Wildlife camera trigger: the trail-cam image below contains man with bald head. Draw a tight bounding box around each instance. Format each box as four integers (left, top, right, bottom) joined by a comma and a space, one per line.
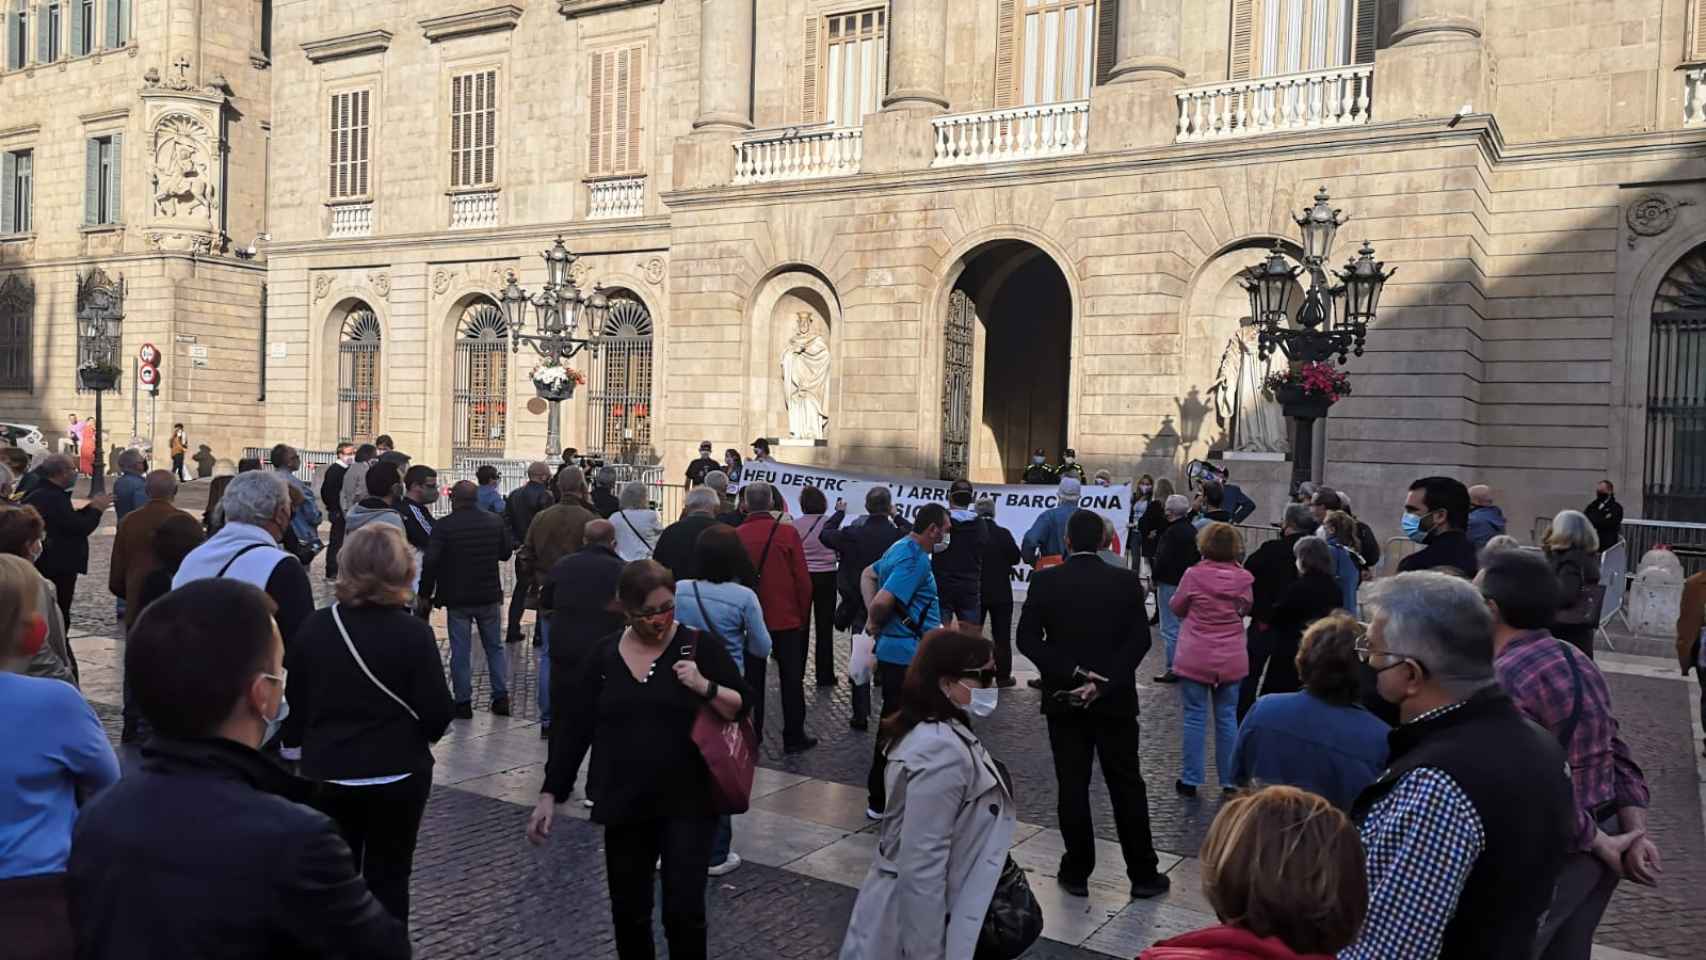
504, 461, 556, 646
110, 470, 193, 629
538, 518, 624, 763
422, 476, 515, 718
1467, 484, 1506, 552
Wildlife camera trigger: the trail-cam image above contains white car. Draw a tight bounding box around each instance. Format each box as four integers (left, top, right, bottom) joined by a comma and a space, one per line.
0, 423, 49, 459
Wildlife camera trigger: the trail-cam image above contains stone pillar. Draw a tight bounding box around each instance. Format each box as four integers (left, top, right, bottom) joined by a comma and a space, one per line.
882, 0, 948, 112
1391, 0, 1484, 45
1088, 0, 1183, 152
1106, 0, 1185, 85
691, 0, 754, 133
1380, 0, 1487, 120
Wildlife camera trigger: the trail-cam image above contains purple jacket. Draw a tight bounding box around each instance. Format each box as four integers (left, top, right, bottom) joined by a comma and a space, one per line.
1170, 560, 1254, 685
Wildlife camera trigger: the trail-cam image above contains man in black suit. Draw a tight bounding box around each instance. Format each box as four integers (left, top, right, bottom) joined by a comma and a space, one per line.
539, 519, 625, 784
503, 461, 556, 646
319, 443, 353, 581
821, 486, 910, 730
24, 454, 111, 629
1398, 476, 1480, 578
1018, 509, 1169, 902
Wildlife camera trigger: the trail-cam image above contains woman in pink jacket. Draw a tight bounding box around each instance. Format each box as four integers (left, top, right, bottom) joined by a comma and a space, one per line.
1169, 522, 1253, 797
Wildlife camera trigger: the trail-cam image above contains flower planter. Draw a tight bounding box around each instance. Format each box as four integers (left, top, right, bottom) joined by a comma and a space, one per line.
79, 368, 120, 391
1273, 384, 1332, 420
534, 381, 576, 402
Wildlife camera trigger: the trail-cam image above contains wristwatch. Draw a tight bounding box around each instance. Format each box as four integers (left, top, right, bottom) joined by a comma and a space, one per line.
703, 680, 719, 701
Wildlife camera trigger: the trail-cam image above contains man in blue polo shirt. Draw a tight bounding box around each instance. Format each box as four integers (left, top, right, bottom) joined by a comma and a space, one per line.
860, 502, 950, 818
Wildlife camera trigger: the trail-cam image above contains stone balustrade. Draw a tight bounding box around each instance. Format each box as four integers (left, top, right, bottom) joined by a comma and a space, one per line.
1176, 64, 1374, 142
1686, 67, 1706, 127
586, 175, 647, 219
327, 202, 373, 238
733, 126, 864, 184
448, 190, 500, 229
931, 100, 1090, 168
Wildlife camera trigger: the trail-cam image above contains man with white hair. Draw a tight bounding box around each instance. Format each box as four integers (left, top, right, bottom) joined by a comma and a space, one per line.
654, 486, 723, 583
1021, 477, 1082, 567
1467, 484, 1506, 552
1341, 571, 1572, 960
1148, 494, 1198, 683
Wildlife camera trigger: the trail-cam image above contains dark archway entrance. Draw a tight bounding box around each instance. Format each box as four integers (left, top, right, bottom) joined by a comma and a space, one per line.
942, 241, 1071, 483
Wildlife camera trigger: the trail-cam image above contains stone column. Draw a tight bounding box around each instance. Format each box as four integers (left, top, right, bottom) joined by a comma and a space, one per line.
1106, 0, 1185, 85
1088, 0, 1183, 151
691, 0, 754, 132
1380, 0, 1487, 120
882, 0, 948, 111
1391, 0, 1484, 45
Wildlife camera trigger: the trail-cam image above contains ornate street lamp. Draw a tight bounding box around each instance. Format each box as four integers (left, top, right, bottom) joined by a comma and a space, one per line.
75, 274, 125, 495
1242, 187, 1394, 492
499, 237, 610, 459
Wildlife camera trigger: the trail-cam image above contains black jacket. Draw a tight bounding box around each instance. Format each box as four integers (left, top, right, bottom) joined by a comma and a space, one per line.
1223, 483, 1257, 524
1352, 687, 1571, 960
1398, 529, 1479, 578
540, 544, 627, 667
979, 519, 1021, 607
505, 480, 554, 544
421, 504, 513, 608
25, 481, 103, 577
1244, 532, 1304, 624
399, 498, 433, 552
1136, 498, 1167, 559
1353, 518, 1381, 570
1584, 495, 1624, 550
67, 736, 409, 960
1017, 555, 1151, 718
1151, 516, 1200, 586
1268, 570, 1344, 649
822, 511, 910, 630
654, 513, 721, 583
290, 604, 454, 781
319, 462, 347, 519
591, 486, 620, 519
931, 511, 987, 601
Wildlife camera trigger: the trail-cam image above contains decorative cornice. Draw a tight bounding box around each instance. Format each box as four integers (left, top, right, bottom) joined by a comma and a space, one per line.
421, 5, 525, 42
301, 30, 395, 64
78, 107, 131, 126
558, 0, 664, 19
0, 123, 41, 141
265, 218, 669, 258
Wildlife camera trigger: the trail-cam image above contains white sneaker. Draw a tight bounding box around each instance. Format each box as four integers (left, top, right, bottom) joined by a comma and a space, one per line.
865, 807, 883, 821
707, 853, 743, 877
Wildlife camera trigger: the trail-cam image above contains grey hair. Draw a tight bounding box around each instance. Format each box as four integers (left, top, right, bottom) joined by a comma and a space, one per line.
684, 487, 720, 515
1293, 535, 1334, 576
143, 469, 178, 500
39, 454, 75, 480
974, 496, 995, 518
1479, 535, 1523, 564
1297, 481, 1319, 500
703, 470, 729, 494
1546, 509, 1599, 554
619, 480, 651, 511
743, 481, 773, 513
1283, 503, 1319, 535
557, 465, 587, 495
117, 447, 147, 473
219, 470, 291, 526
1164, 493, 1190, 518
1362, 571, 1497, 697
1101, 516, 1117, 547
595, 465, 618, 487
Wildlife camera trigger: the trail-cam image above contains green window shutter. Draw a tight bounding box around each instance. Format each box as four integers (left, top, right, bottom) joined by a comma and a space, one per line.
108, 131, 122, 222
114, 0, 125, 43
4, 10, 13, 70
84, 138, 98, 224
102, 0, 115, 47
1352, 0, 1378, 64
2, 152, 16, 235
36, 5, 49, 63
68, 0, 80, 54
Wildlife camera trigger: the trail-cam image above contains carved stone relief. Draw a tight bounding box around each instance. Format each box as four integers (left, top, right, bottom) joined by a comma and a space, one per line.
1627, 193, 1695, 248
639, 256, 666, 286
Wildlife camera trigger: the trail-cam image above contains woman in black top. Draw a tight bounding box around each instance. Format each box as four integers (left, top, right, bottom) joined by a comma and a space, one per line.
1258, 536, 1346, 700
528, 559, 750, 960
291, 524, 453, 932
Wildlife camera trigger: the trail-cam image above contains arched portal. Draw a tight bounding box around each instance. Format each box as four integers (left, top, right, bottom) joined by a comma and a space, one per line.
336, 304, 382, 444
585, 290, 655, 464
1642, 244, 1706, 519
452, 297, 510, 460
942, 240, 1072, 482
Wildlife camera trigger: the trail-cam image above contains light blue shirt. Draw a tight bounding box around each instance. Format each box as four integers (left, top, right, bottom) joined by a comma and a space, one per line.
873, 536, 942, 666
675, 579, 772, 668
112, 472, 146, 522
275, 467, 323, 547
0, 672, 119, 878
477, 484, 505, 515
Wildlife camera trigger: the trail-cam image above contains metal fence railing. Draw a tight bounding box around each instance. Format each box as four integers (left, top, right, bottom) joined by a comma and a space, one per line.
1618, 518, 1706, 578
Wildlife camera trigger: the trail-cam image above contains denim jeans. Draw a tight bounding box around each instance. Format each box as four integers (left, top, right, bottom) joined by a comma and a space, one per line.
536, 619, 553, 725
1178, 678, 1239, 788
447, 603, 509, 704
709, 815, 733, 866
1156, 583, 1180, 671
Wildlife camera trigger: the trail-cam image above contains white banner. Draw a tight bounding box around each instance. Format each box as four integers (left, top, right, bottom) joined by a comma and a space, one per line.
734, 460, 1133, 598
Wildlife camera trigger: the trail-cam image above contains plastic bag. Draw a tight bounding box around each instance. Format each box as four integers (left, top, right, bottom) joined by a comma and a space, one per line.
849, 630, 876, 685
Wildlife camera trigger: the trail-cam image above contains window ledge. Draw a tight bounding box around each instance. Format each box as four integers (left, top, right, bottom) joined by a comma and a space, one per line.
420, 5, 523, 43
0, 43, 137, 78
301, 30, 393, 64
0, 233, 36, 242
558, 0, 663, 19
80, 223, 125, 235
325, 197, 374, 207
446, 185, 501, 196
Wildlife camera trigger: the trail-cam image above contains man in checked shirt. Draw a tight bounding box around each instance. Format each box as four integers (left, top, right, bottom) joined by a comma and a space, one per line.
1482, 550, 1661, 959
1341, 572, 1572, 960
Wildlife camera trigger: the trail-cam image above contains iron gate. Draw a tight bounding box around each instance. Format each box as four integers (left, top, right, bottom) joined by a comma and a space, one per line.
1644, 246, 1706, 520
337, 307, 381, 444
941, 288, 976, 480
453, 300, 509, 460
585, 294, 654, 464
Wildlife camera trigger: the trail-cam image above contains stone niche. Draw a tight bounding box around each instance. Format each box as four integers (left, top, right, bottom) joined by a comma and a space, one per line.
749, 267, 841, 463
139, 64, 227, 254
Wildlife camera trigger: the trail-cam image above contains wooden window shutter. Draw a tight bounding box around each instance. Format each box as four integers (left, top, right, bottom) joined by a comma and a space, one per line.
2, 152, 16, 235
101, 0, 115, 47
328, 93, 340, 197
620, 46, 642, 174
35, 4, 48, 63
588, 50, 607, 175
68, 0, 79, 54
84, 138, 98, 224
1095, 0, 1119, 85
108, 132, 121, 221
1229, 0, 1256, 80
355, 89, 369, 196
1693, 0, 1706, 61
613, 50, 630, 175
483, 71, 496, 186
994, 0, 1019, 107
802, 16, 820, 122
1351, 0, 1377, 64
475, 72, 489, 186
451, 74, 466, 187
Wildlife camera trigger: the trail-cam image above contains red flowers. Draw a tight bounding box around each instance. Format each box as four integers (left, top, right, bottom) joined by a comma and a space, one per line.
1264, 362, 1352, 403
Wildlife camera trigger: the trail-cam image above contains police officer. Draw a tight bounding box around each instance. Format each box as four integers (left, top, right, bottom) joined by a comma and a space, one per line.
1023, 448, 1057, 485
1054, 448, 1087, 483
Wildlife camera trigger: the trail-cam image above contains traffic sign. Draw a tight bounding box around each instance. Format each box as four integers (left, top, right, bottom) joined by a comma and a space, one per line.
138, 343, 160, 365
138, 364, 159, 387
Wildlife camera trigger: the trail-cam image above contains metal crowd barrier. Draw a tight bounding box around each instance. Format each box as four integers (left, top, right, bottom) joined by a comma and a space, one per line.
1618, 518, 1706, 578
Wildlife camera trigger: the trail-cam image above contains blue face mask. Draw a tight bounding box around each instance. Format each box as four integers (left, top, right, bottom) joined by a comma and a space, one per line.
1400, 512, 1427, 544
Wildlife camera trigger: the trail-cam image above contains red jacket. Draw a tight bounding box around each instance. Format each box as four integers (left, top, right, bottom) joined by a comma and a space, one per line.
737, 513, 814, 631
1138, 925, 1336, 960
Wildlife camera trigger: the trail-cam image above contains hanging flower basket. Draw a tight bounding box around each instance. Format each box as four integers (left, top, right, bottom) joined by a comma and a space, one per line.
1264, 362, 1350, 419
78, 361, 122, 391
531, 364, 586, 402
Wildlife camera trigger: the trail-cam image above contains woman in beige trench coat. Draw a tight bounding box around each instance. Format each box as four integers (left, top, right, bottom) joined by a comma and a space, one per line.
839, 628, 1017, 960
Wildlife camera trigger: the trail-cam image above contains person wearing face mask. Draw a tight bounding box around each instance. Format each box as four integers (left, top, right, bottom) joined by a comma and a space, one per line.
684, 440, 720, 490
68, 579, 411, 960
320, 443, 355, 582
931, 479, 987, 630
1583, 479, 1624, 553
1053, 447, 1087, 483
1018, 509, 1170, 901
400, 464, 440, 601
1022, 447, 1056, 485
0, 552, 118, 959
838, 628, 1018, 960
1396, 476, 1479, 578
22, 454, 110, 630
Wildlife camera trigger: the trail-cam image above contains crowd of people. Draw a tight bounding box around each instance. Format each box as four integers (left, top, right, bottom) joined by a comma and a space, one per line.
0, 427, 1689, 960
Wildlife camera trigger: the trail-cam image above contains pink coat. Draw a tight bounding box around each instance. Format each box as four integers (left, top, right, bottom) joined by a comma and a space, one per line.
1169, 560, 1254, 685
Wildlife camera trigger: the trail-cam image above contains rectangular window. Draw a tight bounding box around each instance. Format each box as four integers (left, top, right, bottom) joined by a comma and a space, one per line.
102, 0, 127, 48
85, 134, 121, 225
810, 8, 885, 128
1016, 0, 1098, 105
588, 48, 642, 176
1230, 0, 1374, 80
7, 2, 27, 70
327, 89, 371, 199
44, 3, 61, 63
74, 0, 89, 55
450, 69, 498, 189
2, 149, 32, 234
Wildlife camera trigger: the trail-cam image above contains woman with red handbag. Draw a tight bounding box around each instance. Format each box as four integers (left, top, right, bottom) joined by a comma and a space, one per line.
527, 559, 751, 960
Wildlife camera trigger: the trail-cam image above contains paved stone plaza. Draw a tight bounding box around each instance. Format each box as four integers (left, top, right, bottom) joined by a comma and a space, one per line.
65, 481, 1706, 959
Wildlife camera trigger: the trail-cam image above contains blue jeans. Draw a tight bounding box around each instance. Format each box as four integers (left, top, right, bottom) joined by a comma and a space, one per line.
447, 603, 509, 704
1179, 678, 1239, 788
1157, 583, 1180, 671
710, 815, 733, 865
536, 619, 553, 725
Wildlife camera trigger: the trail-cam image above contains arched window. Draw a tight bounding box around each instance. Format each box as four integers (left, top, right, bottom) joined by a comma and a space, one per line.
0, 273, 31, 390
1644, 247, 1706, 520
452, 299, 509, 461
586, 293, 654, 463
337, 307, 381, 444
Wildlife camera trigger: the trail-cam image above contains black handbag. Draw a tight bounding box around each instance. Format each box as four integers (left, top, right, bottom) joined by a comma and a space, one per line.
975, 855, 1043, 959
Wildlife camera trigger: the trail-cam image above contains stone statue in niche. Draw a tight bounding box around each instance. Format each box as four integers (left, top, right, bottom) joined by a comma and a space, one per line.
1210, 321, 1287, 454
781, 311, 830, 441
151, 115, 216, 219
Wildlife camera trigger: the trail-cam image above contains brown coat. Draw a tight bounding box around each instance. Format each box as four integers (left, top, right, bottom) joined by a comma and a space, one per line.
518, 494, 598, 581
110, 498, 196, 629
1678, 571, 1706, 673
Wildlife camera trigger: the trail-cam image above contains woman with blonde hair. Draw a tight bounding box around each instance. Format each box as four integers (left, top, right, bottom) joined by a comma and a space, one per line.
1545, 508, 1602, 658
1170, 522, 1254, 797
0, 552, 119, 958
288, 524, 453, 931
1138, 785, 1368, 959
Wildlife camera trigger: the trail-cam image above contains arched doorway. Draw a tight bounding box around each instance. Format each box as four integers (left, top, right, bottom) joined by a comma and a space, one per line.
1642, 245, 1706, 519
337, 305, 382, 444
585, 291, 655, 463
942, 241, 1072, 482
452, 298, 509, 460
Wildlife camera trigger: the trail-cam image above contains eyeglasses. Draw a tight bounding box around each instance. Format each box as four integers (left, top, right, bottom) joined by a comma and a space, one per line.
260, 670, 286, 686
632, 602, 675, 621
1352, 638, 1425, 673
957, 668, 997, 686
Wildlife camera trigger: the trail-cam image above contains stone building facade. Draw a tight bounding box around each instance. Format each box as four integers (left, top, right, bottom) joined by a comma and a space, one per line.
260, 0, 1706, 537
0, 0, 273, 467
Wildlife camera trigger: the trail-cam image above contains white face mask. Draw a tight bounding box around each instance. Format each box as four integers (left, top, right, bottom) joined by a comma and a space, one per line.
259, 672, 288, 745
961, 682, 998, 718
933, 533, 951, 554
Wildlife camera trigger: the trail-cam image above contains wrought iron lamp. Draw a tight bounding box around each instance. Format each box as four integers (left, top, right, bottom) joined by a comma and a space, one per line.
76, 276, 125, 495
498, 237, 609, 459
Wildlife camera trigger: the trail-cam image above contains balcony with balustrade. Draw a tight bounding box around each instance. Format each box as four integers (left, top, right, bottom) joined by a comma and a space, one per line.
1175, 64, 1374, 142
1685, 65, 1706, 127
448, 190, 500, 230
327, 202, 373, 238
732, 125, 864, 184
586, 175, 647, 219
932, 100, 1091, 168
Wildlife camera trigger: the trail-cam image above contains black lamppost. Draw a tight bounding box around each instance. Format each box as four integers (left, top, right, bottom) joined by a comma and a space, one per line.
1243, 187, 1393, 492
499, 237, 609, 459
75, 276, 125, 496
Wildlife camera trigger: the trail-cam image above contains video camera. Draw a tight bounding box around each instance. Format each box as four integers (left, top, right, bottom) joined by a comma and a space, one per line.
1184, 458, 1225, 490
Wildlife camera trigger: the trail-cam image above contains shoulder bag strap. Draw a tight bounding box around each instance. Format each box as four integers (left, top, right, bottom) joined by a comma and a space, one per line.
692, 584, 728, 648
216, 542, 269, 578
754, 522, 781, 588
331, 604, 421, 721
620, 511, 655, 553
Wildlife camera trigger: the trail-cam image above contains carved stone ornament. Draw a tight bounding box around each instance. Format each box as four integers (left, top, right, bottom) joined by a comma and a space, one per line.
640, 256, 666, 286
150, 114, 218, 222
313, 275, 334, 302
1627, 193, 1694, 248
432, 269, 452, 296
368, 272, 392, 299
568, 257, 594, 291
430, 262, 510, 300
